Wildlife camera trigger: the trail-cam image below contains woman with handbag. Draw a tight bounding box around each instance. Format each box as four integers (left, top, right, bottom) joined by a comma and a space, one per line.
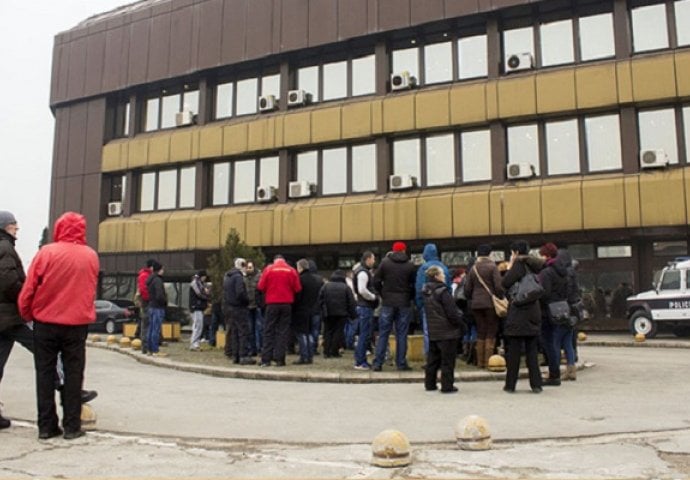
463, 244, 505, 369
501, 240, 545, 393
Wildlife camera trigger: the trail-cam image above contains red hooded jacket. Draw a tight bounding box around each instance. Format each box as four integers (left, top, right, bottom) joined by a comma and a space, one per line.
18, 212, 99, 326
257, 258, 301, 305
138, 267, 152, 301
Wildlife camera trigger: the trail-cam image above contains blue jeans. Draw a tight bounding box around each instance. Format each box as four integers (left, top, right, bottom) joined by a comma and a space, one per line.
147, 307, 165, 353
297, 333, 313, 362
309, 314, 321, 357
420, 308, 429, 355
553, 324, 575, 365
373, 306, 412, 369
344, 318, 357, 349
354, 306, 374, 366
248, 308, 264, 355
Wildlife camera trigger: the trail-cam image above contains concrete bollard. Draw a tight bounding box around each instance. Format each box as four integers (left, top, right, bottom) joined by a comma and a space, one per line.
487, 354, 506, 372
577, 332, 587, 342
455, 415, 492, 451
634, 333, 646, 342
119, 337, 131, 348
81, 404, 97, 431
371, 429, 411, 467
106, 335, 117, 345
90, 334, 101, 343
131, 338, 142, 350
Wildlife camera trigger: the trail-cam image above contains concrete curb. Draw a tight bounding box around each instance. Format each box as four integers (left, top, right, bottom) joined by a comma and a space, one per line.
580, 340, 690, 349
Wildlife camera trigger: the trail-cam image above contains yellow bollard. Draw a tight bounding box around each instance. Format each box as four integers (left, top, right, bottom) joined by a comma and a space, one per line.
371, 429, 411, 467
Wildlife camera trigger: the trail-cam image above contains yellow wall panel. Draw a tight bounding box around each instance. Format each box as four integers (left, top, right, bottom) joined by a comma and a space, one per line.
310, 205, 342, 244
143, 214, 168, 251
311, 107, 342, 144
372, 201, 384, 241
676, 51, 690, 96
417, 195, 452, 239
639, 169, 686, 226
616, 61, 633, 104
122, 218, 144, 252
195, 209, 222, 249
283, 111, 311, 147
342, 102, 372, 139
190, 128, 200, 159
536, 69, 576, 114
199, 126, 223, 159
282, 205, 311, 245
452, 190, 490, 237
632, 54, 676, 102
383, 94, 415, 133
219, 209, 246, 243
415, 89, 450, 130
485, 81, 499, 120
274, 115, 285, 148
499, 187, 542, 234
383, 197, 417, 240
371, 99, 384, 135
497, 76, 536, 119
582, 178, 626, 230
166, 212, 193, 250
222, 124, 248, 155
245, 210, 274, 246
102, 143, 120, 172
127, 137, 149, 169
98, 221, 122, 253
342, 202, 373, 243
575, 64, 618, 110
169, 130, 193, 163
624, 177, 641, 228
450, 83, 487, 126
248, 117, 276, 152
541, 181, 582, 232
488, 189, 503, 235
148, 134, 170, 166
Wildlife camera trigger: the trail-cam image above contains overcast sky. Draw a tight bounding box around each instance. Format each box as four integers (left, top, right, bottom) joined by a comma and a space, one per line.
0, 1, 130, 265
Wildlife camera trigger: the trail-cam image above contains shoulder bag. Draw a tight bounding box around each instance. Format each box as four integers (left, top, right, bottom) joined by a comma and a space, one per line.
547, 300, 571, 325
509, 270, 544, 307
473, 266, 508, 318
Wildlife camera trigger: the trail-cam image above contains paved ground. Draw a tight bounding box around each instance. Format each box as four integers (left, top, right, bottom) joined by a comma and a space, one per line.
2, 336, 690, 478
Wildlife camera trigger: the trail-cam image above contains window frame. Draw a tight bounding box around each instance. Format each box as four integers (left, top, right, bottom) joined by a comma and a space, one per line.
212, 68, 282, 121
142, 84, 199, 133
138, 166, 196, 212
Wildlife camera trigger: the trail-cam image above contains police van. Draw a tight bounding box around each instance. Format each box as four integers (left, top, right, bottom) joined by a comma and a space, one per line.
626, 257, 690, 338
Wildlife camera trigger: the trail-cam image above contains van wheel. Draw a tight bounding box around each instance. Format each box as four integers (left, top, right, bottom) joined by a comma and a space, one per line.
629, 311, 657, 338
105, 319, 117, 334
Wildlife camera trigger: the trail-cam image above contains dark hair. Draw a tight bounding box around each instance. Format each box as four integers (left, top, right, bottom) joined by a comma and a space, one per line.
273, 254, 284, 262
477, 244, 492, 257
509, 240, 530, 255
146, 259, 156, 268
151, 261, 163, 272
361, 251, 375, 263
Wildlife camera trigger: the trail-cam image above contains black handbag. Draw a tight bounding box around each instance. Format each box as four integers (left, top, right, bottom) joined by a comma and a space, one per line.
547, 300, 571, 325
509, 272, 544, 306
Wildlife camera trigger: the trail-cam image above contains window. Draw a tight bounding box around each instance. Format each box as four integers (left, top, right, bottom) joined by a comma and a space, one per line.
660, 269, 681, 290
352, 144, 377, 192
653, 240, 688, 256
261, 74, 281, 100
212, 163, 230, 206
677, 0, 690, 46
298, 52, 375, 103
503, 27, 534, 65
179, 167, 196, 208
293, 144, 377, 195
144, 87, 199, 131
322, 147, 348, 194
540, 19, 574, 67
107, 98, 130, 139
425, 133, 455, 186
296, 151, 318, 184
233, 160, 256, 203
461, 129, 492, 182
585, 114, 622, 172
579, 13, 615, 61
546, 119, 580, 175
597, 245, 632, 258
298, 66, 319, 102
424, 41, 453, 84
393, 138, 421, 181
145, 98, 159, 132
458, 34, 488, 79
631, 3, 669, 52
507, 124, 540, 175
236, 78, 258, 116
140, 172, 155, 211
259, 156, 280, 188
161, 94, 180, 129
392, 46, 419, 80
216, 82, 234, 119
352, 54, 376, 96
568, 244, 595, 260
157, 169, 178, 210
638, 108, 679, 165
323, 61, 348, 101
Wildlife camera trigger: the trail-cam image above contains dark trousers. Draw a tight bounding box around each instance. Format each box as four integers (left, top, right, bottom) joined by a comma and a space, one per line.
504, 335, 542, 391
0, 324, 34, 387
425, 338, 458, 392
261, 304, 292, 364
33, 321, 88, 435
138, 300, 149, 353
229, 306, 251, 361
541, 321, 560, 378
323, 316, 346, 357
473, 308, 499, 341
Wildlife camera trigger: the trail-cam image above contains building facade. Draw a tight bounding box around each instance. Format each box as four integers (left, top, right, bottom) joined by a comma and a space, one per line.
50, 0, 690, 319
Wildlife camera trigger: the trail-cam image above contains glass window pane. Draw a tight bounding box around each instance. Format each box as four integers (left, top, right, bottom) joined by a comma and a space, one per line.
212, 163, 230, 206
392, 47, 419, 79
216, 82, 233, 119
296, 151, 318, 184
632, 4, 669, 52
182, 90, 199, 114
683, 106, 690, 163
569, 244, 595, 260
145, 98, 159, 132
261, 73, 281, 99
424, 41, 453, 84
352, 54, 375, 96
540, 19, 574, 67
157, 169, 178, 209
236, 78, 258, 115
585, 114, 622, 172
426, 133, 455, 186
579, 13, 615, 61
546, 119, 580, 175
597, 245, 632, 258
639, 109, 678, 164
461, 129, 492, 182
352, 144, 377, 192
179, 167, 196, 208
393, 138, 421, 181
140, 172, 156, 211
233, 160, 256, 203
503, 27, 534, 62
653, 240, 688, 256
161, 93, 180, 129
507, 124, 540, 175
259, 156, 279, 188
661, 270, 681, 290
677, 0, 690, 46
322, 147, 347, 194
298, 66, 320, 102
458, 34, 487, 79
323, 61, 347, 101
123, 102, 130, 136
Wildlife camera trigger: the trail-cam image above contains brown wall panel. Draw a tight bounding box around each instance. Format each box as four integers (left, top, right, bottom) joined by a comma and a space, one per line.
444, 0, 480, 17
245, 0, 274, 58
82, 174, 102, 248
50, 43, 62, 104
377, 0, 410, 31
54, 108, 70, 179
220, 0, 247, 66
272, 0, 283, 54
84, 100, 107, 175
198, 0, 223, 69
337, 0, 368, 40
411, 0, 444, 25
102, 26, 128, 92
169, 6, 194, 74
281, 0, 310, 51
84, 32, 106, 97
309, 0, 338, 46
63, 176, 84, 214
127, 19, 150, 85
51, 178, 67, 224
66, 37, 87, 100
147, 12, 172, 82
56, 41, 70, 102
189, 2, 202, 69
66, 104, 89, 177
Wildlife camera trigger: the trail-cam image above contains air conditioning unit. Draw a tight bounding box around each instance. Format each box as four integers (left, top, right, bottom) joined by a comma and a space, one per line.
258, 95, 278, 112
390, 71, 417, 91
389, 174, 417, 191
107, 201, 122, 217
256, 185, 277, 203
507, 163, 535, 180
175, 110, 194, 126
505, 52, 534, 73
288, 180, 316, 198
640, 149, 668, 169
287, 89, 311, 108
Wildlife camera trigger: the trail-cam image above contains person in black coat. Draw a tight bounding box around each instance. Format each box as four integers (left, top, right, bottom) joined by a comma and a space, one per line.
422, 266, 466, 393
318, 270, 357, 358
223, 258, 255, 365
501, 240, 545, 394
292, 259, 323, 364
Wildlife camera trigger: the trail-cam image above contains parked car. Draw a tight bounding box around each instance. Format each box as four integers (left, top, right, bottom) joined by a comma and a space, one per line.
91, 300, 135, 334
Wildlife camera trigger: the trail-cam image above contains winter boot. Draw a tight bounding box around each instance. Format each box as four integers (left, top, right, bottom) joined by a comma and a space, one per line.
484, 339, 496, 368
566, 365, 577, 381
476, 340, 486, 368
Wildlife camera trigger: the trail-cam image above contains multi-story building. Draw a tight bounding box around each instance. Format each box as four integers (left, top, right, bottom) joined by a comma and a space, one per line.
50, 0, 690, 319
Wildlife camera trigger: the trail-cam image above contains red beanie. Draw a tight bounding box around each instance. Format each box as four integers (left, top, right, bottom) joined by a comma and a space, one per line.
392, 241, 407, 252
539, 242, 558, 259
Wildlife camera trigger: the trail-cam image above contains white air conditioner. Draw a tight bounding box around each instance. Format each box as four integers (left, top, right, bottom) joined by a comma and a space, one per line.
389, 174, 417, 191
175, 110, 194, 126
288, 180, 316, 198
287, 89, 311, 108
507, 163, 535, 180
258, 95, 278, 112
640, 149, 669, 169
505, 52, 534, 73
107, 201, 122, 217
390, 71, 417, 91
256, 185, 277, 203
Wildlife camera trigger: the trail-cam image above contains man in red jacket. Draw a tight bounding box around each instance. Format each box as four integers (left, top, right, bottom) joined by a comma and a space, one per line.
19, 212, 99, 440
257, 255, 301, 367
136, 259, 155, 354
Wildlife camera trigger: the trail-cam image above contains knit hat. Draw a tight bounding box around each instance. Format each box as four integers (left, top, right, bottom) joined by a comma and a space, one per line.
150, 261, 163, 272
392, 241, 407, 252
539, 242, 558, 259
0, 211, 17, 229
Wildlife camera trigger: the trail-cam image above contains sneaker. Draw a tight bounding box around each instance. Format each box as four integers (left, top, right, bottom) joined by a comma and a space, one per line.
259, 362, 271, 368
532, 386, 543, 394
425, 386, 438, 392
354, 362, 371, 370
440, 386, 459, 394
189, 346, 200, 352
0, 413, 10, 430
240, 357, 257, 365
38, 427, 63, 439
542, 377, 561, 387
503, 386, 516, 393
